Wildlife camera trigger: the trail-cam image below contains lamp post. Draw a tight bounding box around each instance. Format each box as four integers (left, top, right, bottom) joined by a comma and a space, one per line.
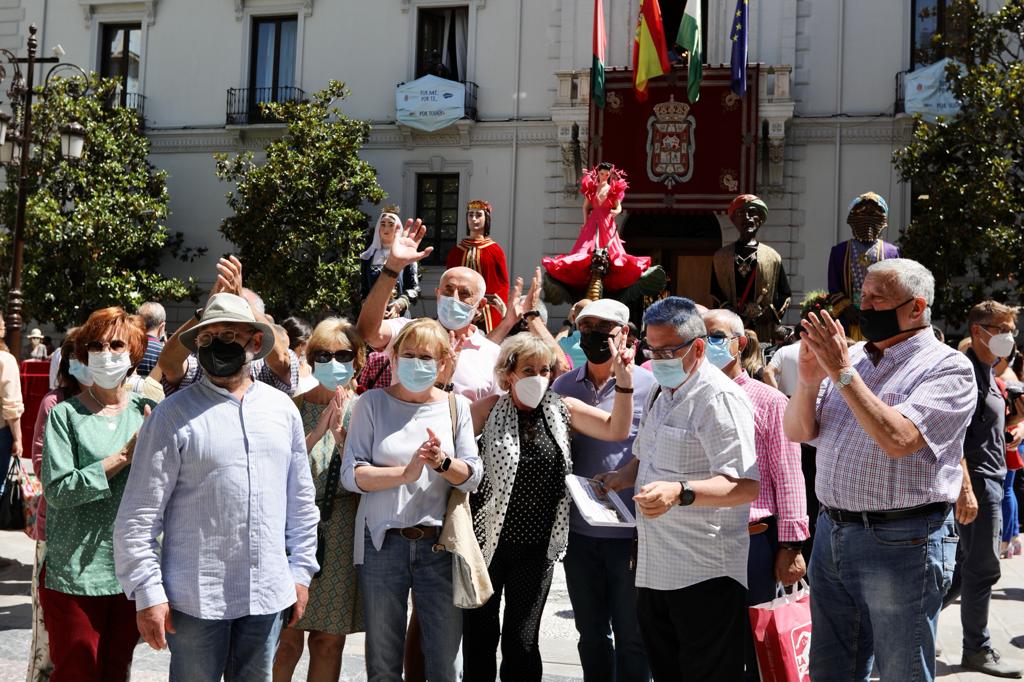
0, 23, 87, 356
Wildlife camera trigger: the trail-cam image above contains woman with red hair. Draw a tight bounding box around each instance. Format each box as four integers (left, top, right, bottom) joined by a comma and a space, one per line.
40, 307, 156, 682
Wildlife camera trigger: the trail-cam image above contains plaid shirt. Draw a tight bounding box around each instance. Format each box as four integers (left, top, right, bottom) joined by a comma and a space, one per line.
161, 350, 299, 397
814, 331, 976, 511
358, 351, 392, 391
735, 371, 809, 542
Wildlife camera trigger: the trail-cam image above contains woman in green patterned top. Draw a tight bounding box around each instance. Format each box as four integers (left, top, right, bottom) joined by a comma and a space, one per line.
40, 307, 156, 682
273, 317, 365, 682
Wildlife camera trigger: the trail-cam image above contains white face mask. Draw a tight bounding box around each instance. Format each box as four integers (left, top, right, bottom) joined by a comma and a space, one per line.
513, 375, 549, 410
87, 351, 132, 389
984, 328, 1016, 359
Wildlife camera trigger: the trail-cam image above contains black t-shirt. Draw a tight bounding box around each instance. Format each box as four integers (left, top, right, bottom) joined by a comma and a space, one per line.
963, 348, 1008, 480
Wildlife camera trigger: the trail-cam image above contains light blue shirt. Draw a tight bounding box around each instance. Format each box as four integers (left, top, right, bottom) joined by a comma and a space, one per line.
341, 389, 482, 564
114, 377, 320, 620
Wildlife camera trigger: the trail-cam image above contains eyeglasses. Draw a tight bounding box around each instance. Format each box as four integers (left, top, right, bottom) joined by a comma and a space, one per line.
313, 349, 356, 364
981, 324, 1019, 338
86, 339, 127, 353
641, 337, 700, 361
195, 329, 255, 348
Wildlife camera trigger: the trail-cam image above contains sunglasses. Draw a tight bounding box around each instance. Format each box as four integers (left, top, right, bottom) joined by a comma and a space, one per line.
313, 349, 356, 364
86, 340, 128, 353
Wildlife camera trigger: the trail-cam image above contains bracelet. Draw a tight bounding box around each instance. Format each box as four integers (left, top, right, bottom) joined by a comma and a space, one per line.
614, 385, 634, 394
434, 382, 454, 392
381, 265, 401, 279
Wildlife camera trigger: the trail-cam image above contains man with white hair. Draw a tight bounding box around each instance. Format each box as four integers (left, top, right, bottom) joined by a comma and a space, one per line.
784, 258, 976, 680
703, 307, 808, 681
356, 219, 500, 402
136, 302, 166, 377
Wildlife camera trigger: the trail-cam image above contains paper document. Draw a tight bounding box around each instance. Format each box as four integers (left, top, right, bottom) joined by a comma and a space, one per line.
565, 474, 636, 528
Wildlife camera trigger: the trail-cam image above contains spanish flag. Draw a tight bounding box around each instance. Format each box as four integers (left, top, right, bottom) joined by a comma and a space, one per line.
632, 0, 670, 101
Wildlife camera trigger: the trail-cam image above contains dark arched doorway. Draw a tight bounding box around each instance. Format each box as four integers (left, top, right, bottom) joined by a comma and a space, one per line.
621, 212, 722, 307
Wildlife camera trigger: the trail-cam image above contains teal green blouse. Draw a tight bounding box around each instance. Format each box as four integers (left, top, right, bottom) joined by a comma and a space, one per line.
42, 393, 155, 596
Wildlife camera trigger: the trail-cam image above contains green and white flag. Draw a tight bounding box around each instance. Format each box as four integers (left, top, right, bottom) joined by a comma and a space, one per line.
677, 0, 703, 102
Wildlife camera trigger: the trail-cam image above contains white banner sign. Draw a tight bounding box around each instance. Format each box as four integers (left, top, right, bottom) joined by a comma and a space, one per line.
904, 58, 962, 123
396, 75, 466, 132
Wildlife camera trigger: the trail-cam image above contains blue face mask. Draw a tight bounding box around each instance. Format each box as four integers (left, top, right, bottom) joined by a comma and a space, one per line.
68, 358, 93, 386
705, 337, 736, 370
436, 295, 477, 331
313, 360, 354, 391
650, 345, 696, 389
396, 357, 439, 393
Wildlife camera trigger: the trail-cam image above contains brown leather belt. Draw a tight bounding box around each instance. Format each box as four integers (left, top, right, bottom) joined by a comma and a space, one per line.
748, 522, 770, 536
386, 525, 440, 541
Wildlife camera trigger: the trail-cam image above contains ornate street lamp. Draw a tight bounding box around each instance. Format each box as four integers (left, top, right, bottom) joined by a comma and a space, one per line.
0, 23, 89, 356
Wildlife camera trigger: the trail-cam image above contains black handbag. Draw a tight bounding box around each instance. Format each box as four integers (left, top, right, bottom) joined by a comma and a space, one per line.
0, 457, 26, 531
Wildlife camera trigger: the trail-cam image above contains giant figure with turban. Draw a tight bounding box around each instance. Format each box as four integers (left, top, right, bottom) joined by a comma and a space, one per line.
445, 199, 510, 333
827, 192, 901, 340
710, 194, 792, 339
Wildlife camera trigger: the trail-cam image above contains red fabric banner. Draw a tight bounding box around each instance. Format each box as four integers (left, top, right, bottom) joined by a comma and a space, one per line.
589, 66, 760, 213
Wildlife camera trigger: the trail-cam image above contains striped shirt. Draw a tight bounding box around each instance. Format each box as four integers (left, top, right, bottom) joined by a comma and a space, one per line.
814, 331, 976, 511
114, 378, 319, 619
136, 335, 164, 377
735, 371, 809, 542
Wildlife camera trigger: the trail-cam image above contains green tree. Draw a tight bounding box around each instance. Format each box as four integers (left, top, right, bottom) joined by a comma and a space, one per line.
216, 81, 386, 319
893, 0, 1024, 326
0, 74, 203, 329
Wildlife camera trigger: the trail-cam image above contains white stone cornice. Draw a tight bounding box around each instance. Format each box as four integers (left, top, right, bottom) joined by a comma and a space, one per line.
789, 116, 914, 145
234, 0, 313, 21
80, 0, 159, 27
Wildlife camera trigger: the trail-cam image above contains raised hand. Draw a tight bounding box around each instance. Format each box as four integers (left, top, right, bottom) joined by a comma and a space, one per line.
795, 324, 829, 389
385, 219, 434, 270
608, 329, 635, 387
524, 267, 543, 313
209, 256, 243, 300
800, 311, 851, 381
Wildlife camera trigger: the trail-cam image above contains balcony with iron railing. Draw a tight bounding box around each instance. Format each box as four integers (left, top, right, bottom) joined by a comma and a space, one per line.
105, 91, 147, 127
226, 86, 306, 125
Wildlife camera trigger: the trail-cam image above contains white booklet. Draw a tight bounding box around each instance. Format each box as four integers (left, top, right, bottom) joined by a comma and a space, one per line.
565, 474, 637, 528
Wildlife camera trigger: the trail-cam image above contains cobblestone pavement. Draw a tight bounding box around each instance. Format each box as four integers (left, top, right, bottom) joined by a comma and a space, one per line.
5, 524, 1024, 681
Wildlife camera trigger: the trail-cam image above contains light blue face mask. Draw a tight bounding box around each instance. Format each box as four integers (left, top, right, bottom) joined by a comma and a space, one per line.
313, 360, 354, 391
68, 358, 93, 386
396, 357, 439, 393
436, 295, 477, 331
705, 336, 737, 370
650, 344, 696, 389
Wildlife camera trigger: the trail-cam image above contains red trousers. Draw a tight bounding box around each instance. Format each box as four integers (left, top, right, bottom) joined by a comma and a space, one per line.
38, 566, 139, 682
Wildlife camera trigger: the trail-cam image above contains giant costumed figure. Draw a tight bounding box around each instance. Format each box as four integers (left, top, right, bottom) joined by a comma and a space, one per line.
445, 199, 510, 333
710, 194, 792, 340
827, 192, 900, 340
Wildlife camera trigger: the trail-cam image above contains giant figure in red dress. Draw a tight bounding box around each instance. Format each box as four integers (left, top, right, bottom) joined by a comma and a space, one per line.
445, 199, 510, 333
542, 163, 651, 295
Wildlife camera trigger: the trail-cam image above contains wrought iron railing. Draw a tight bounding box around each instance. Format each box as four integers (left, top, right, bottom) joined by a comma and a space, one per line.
104, 91, 146, 127
226, 86, 306, 125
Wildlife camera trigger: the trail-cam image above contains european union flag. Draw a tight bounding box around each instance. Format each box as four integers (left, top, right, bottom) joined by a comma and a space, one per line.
730, 0, 748, 97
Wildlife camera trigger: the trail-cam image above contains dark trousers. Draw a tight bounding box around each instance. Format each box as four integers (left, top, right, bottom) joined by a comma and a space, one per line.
39, 566, 139, 682
800, 443, 818, 567
942, 475, 1002, 653
636, 576, 747, 681
563, 532, 650, 682
463, 541, 555, 681
744, 518, 780, 681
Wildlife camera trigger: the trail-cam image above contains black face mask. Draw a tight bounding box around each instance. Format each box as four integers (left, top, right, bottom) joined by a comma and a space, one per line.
579, 331, 613, 364
858, 298, 915, 343
197, 338, 249, 377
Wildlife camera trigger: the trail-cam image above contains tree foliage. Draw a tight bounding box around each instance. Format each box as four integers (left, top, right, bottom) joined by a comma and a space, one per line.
216, 81, 386, 320
0, 74, 203, 329
893, 0, 1024, 326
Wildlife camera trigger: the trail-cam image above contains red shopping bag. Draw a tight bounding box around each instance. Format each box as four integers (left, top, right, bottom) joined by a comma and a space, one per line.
749, 580, 812, 682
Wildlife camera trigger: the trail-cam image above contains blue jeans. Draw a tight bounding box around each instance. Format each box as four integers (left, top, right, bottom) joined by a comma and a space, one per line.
1003, 470, 1019, 542
0, 425, 13, 498
809, 508, 956, 682
563, 532, 650, 682
166, 608, 286, 682
358, 530, 462, 682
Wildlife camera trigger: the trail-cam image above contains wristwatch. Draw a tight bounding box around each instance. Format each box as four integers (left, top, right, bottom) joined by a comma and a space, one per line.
677, 481, 696, 506
836, 367, 857, 390
433, 456, 452, 473
522, 310, 542, 321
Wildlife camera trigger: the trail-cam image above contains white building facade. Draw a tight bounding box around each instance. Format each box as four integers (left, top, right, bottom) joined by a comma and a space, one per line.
1, 0, 986, 323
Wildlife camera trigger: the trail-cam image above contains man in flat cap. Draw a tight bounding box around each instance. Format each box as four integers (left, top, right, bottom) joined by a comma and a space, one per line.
711, 194, 792, 340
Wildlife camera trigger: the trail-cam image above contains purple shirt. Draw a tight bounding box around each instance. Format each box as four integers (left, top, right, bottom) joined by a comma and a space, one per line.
814, 330, 976, 511
551, 364, 656, 540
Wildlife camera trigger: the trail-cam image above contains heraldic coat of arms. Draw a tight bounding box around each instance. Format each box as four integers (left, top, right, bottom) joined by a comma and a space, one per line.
645, 95, 696, 189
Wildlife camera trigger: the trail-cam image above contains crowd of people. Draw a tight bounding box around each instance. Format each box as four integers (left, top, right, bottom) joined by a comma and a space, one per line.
8, 194, 1024, 682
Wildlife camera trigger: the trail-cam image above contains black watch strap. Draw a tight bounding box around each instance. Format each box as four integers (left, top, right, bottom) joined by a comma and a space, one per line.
678, 481, 696, 506
433, 456, 452, 473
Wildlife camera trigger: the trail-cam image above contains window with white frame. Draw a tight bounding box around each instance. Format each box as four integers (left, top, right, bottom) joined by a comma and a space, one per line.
99, 23, 142, 106
415, 6, 468, 82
